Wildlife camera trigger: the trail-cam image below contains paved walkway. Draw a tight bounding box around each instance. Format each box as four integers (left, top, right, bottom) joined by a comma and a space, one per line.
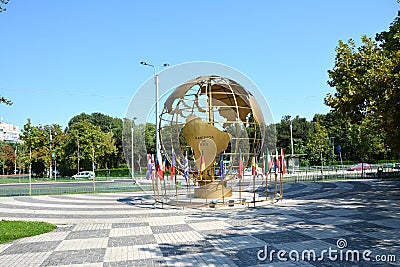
0, 179, 398, 266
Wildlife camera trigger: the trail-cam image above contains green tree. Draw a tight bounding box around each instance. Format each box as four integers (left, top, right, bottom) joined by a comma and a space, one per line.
0, 0, 9, 13
14, 142, 28, 174
36, 124, 64, 177
122, 119, 148, 173
306, 122, 330, 167
0, 142, 15, 174
68, 112, 124, 167
276, 115, 312, 156
145, 123, 156, 155
326, 16, 400, 156
63, 121, 116, 172
20, 119, 41, 177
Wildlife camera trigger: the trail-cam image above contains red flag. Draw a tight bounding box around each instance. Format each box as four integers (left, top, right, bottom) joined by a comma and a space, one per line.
156, 158, 164, 180
170, 151, 175, 180
238, 149, 243, 179
280, 149, 286, 174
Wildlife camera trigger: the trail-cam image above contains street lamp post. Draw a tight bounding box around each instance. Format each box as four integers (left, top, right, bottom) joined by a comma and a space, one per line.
290, 119, 294, 174
290, 120, 294, 156
131, 117, 137, 180
14, 145, 17, 175
49, 128, 52, 180
140, 61, 169, 167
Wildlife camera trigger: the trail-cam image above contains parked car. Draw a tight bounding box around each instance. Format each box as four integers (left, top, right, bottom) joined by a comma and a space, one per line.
394, 163, 400, 170
244, 167, 264, 178
72, 171, 95, 179
347, 163, 371, 171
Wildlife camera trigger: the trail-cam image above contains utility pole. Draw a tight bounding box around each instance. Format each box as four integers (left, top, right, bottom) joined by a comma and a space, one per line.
290, 120, 294, 156
49, 128, 52, 179
14, 145, 17, 175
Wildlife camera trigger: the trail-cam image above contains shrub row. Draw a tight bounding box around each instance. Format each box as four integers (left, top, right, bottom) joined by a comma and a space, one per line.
95, 168, 131, 177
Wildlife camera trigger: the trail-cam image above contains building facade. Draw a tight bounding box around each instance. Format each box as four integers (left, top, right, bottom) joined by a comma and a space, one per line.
0, 122, 20, 143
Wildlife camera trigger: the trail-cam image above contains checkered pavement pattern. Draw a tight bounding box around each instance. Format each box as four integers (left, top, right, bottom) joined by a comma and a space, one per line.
0, 180, 399, 266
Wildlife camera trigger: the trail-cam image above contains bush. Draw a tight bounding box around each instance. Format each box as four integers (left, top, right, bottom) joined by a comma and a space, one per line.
377, 159, 399, 164
95, 168, 131, 177
332, 160, 356, 166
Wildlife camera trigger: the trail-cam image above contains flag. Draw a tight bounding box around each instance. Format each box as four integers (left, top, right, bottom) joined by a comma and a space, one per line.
280, 148, 286, 174
156, 158, 164, 180
183, 151, 189, 184
267, 149, 273, 170
238, 149, 243, 179
273, 149, 279, 174
146, 154, 152, 180
219, 152, 225, 180
170, 150, 175, 180
252, 150, 257, 176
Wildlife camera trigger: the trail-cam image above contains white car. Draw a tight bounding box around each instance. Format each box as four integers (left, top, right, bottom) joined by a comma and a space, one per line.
244, 168, 264, 178
72, 171, 95, 180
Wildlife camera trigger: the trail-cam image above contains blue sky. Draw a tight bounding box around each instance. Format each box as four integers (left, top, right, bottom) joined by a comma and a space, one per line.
0, 1, 398, 129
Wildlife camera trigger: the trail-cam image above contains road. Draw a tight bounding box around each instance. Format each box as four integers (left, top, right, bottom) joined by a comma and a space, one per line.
0, 179, 142, 197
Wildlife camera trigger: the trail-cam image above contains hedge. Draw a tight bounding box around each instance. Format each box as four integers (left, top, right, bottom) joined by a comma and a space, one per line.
95, 168, 131, 177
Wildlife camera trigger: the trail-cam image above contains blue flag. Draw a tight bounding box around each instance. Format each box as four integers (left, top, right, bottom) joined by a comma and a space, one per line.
219, 152, 225, 180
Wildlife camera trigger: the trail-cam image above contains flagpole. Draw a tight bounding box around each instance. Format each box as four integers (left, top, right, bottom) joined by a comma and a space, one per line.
156, 168, 160, 205
280, 149, 285, 200
174, 170, 178, 204
241, 168, 244, 204
163, 177, 167, 198
239, 176, 242, 204
262, 152, 267, 202
267, 171, 271, 201
220, 152, 225, 205
238, 149, 242, 204
151, 155, 156, 205
280, 172, 283, 200
205, 175, 208, 206
252, 150, 256, 208
265, 171, 268, 202
167, 176, 171, 203
189, 177, 192, 207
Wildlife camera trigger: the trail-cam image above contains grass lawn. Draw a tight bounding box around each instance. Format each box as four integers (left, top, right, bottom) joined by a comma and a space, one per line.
0, 220, 57, 244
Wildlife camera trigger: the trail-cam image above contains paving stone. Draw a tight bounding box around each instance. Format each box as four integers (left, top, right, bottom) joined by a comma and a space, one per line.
0, 180, 398, 266
150, 223, 194, 234
40, 248, 106, 266
111, 222, 149, 228
255, 230, 315, 244
1, 241, 61, 255
65, 229, 111, 240
108, 235, 157, 247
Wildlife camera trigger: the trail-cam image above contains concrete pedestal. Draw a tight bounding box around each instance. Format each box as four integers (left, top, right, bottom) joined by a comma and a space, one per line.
194, 181, 232, 199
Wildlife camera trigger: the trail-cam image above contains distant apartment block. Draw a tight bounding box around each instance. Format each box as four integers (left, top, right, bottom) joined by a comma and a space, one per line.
0, 122, 20, 143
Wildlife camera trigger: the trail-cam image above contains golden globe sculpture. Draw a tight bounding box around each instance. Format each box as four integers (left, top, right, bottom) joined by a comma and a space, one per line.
159, 75, 270, 199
